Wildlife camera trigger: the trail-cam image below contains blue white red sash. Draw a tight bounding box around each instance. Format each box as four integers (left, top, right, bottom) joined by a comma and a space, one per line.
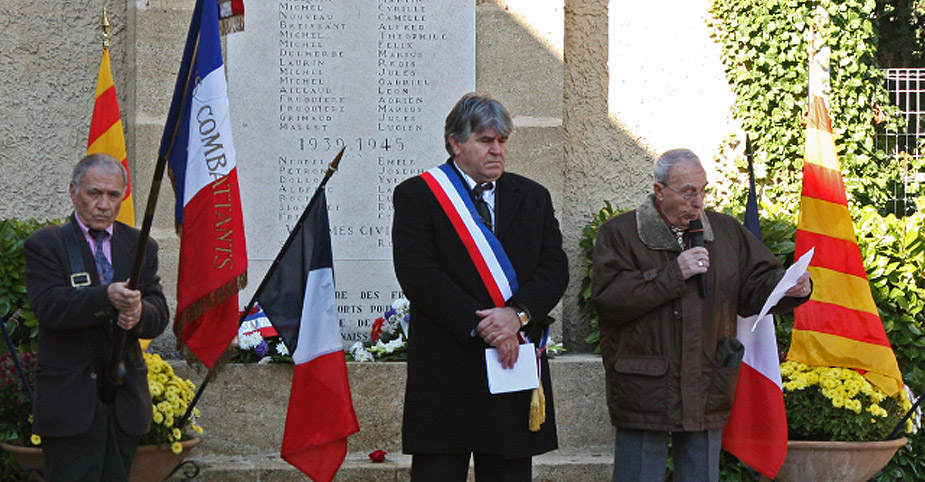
421, 164, 550, 365
420, 163, 518, 308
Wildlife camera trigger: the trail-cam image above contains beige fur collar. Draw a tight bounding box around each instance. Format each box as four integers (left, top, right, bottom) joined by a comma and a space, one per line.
635, 194, 714, 251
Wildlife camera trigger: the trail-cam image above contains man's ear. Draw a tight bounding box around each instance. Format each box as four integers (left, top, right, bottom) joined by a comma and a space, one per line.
653, 182, 664, 201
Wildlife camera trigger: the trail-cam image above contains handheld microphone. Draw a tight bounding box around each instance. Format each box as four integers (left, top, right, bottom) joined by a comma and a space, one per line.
688, 219, 707, 298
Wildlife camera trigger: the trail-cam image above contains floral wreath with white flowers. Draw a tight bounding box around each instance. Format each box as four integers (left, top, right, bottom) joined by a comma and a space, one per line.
346, 297, 565, 362
231, 306, 292, 364
347, 297, 410, 362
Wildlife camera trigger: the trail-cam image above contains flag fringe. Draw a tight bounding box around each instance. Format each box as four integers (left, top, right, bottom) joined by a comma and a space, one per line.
173, 271, 247, 367
175, 272, 248, 329
179, 344, 235, 374
219, 16, 244, 35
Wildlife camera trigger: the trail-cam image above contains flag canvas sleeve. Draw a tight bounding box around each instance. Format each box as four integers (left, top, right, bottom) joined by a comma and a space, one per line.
258, 191, 359, 482
161, 0, 247, 368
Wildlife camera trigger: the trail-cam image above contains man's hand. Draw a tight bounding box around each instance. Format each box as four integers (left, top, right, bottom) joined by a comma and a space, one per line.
785, 272, 812, 299
475, 307, 521, 368
108, 281, 142, 331
678, 247, 709, 280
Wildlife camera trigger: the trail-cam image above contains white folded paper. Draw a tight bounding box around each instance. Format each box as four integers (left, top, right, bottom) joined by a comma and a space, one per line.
485, 343, 540, 394
751, 246, 815, 331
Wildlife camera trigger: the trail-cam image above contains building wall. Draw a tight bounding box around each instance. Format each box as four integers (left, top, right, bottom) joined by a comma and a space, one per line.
0, 0, 738, 353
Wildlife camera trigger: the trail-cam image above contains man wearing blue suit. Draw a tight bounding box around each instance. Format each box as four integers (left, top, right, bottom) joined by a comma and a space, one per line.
24, 153, 169, 481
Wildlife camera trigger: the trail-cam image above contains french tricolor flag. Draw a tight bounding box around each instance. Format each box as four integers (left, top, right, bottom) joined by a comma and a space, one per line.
721, 141, 787, 479
257, 189, 359, 482
161, 0, 247, 368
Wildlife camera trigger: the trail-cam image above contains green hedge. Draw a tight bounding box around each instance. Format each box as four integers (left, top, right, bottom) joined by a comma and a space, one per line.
0, 218, 59, 481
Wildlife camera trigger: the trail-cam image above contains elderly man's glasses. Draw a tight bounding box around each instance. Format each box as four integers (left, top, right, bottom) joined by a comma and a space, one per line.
660, 183, 710, 201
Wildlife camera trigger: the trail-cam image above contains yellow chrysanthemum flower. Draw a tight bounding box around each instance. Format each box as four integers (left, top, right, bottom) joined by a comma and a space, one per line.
846, 399, 862, 414
30, 434, 41, 446
171, 442, 183, 454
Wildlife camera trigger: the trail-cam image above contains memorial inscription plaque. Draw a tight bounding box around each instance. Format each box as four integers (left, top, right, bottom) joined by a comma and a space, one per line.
228, 0, 475, 344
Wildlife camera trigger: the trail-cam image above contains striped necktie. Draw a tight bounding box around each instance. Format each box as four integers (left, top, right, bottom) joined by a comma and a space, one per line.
89, 230, 114, 285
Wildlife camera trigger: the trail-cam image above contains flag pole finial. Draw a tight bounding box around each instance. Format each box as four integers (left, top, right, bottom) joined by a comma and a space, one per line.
326, 146, 346, 178
99, 8, 112, 49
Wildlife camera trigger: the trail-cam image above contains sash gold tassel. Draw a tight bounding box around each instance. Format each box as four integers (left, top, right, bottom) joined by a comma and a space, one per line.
529, 384, 546, 432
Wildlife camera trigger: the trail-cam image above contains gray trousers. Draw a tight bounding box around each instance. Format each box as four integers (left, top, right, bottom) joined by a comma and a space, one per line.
612, 428, 721, 482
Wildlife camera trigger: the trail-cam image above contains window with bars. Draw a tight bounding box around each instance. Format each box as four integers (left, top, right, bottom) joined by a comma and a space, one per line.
877, 68, 925, 214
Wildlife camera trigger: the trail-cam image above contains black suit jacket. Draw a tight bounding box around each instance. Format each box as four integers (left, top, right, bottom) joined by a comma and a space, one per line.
24, 215, 169, 437
392, 162, 568, 457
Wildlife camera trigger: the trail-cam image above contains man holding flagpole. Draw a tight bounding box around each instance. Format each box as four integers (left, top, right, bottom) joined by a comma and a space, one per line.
24, 154, 169, 481
591, 148, 812, 482
392, 93, 568, 481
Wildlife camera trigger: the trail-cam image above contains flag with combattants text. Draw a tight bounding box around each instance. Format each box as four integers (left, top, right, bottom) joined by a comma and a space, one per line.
160, 0, 247, 368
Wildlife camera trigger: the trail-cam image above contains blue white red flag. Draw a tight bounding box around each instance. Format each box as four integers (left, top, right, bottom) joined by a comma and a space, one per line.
161, 0, 247, 368
217, 0, 244, 34
239, 309, 278, 338
721, 144, 788, 479
256, 190, 359, 482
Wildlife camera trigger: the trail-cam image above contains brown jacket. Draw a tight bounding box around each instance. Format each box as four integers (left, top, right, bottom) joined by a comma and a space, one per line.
591, 195, 806, 432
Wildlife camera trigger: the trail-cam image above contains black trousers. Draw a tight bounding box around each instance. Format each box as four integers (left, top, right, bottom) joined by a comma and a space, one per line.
41, 402, 140, 482
411, 452, 532, 482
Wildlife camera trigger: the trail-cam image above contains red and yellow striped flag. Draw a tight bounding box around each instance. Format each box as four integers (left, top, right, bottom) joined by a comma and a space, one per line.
789, 42, 903, 396
88, 47, 134, 226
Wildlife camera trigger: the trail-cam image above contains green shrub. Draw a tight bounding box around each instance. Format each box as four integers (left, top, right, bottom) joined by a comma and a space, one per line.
0, 218, 59, 481
577, 201, 624, 354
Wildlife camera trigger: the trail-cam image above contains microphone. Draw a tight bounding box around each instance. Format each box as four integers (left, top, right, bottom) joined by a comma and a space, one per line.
688, 219, 707, 298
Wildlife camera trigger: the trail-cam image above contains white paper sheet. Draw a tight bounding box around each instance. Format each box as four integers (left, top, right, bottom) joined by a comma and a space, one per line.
485, 343, 540, 394
751, 246, 815, 331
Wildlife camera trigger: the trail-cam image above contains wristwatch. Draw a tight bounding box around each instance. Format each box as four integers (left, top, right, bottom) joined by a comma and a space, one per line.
515, 308, 530, 327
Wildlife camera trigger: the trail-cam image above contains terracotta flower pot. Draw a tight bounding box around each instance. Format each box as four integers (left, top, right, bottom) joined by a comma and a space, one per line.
773, 437, 907, 482
129, 436, 201, 482
1, 436, 201, 482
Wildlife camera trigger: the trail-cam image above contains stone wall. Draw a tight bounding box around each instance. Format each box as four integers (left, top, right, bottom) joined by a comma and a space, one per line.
0, 0, 738, 353
173, 356, 612, 459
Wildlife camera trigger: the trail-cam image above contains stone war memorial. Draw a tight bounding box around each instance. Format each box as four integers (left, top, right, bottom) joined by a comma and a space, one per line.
0, 0, 740, 479
229, 0, 475, 346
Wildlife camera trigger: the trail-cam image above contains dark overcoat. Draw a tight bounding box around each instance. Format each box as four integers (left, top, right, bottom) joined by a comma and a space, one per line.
24, 215, 169, 437
392, 162, 568, 458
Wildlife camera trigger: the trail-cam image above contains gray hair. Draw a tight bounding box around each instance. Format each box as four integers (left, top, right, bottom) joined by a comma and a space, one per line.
444, 93, 513, 156
653, 148, 701, 185
71, 153, 127, 188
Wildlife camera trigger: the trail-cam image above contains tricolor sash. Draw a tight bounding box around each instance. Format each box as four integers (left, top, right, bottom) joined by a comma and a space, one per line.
421, 163, 519, 307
